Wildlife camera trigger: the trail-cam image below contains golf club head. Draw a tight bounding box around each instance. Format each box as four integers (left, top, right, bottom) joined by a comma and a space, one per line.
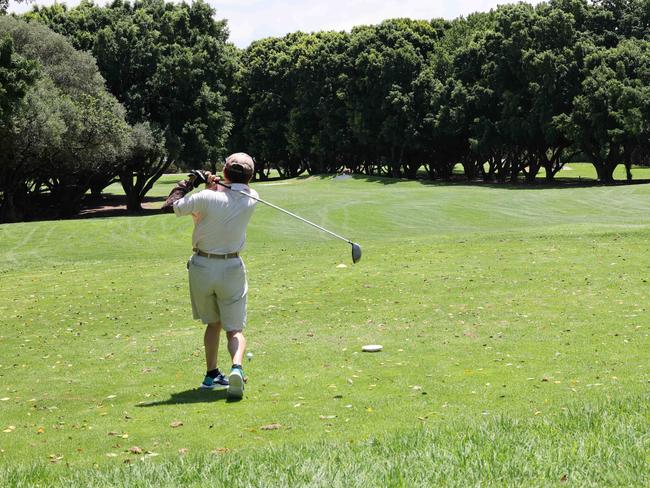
351, 242, 362, 264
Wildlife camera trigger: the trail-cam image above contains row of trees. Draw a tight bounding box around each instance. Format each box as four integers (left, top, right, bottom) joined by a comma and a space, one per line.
1, 0, 650, 222
230, 0, 650, 182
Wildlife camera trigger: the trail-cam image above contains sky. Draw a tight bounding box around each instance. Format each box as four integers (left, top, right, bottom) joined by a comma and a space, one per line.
8, 0, 545, 48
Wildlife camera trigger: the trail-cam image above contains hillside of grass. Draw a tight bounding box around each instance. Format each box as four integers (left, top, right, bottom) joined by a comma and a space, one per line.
1, 172, 649, 485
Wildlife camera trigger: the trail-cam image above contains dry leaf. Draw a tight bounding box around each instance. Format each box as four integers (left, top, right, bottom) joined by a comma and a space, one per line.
211, 447, 230, 455
36, 427, 45, 434
260, 423, 282, 430
48, 454, 64, 463
319, 415, 337, 420
178, 448, 189, 455
106, 453, 118, 458
170, 420, 183, 428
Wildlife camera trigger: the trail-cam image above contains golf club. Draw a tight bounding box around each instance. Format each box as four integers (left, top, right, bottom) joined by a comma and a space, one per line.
215, 179, 362, 264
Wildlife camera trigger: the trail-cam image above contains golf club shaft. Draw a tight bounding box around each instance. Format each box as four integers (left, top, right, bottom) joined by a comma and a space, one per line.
216, 181, 354, 245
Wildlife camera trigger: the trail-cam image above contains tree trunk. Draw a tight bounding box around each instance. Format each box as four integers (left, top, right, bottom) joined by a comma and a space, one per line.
594, 162, 615, 183
126, 192, 143, 212
462, 158, 477, 181
0, 191, 20, 223
624, 153, 633, 182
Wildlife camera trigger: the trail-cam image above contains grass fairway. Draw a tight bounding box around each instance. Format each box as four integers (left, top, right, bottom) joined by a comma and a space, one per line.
1, 171, 649, 486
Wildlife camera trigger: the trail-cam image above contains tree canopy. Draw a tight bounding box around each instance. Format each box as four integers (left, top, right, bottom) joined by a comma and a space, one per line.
0, 16, 129, 221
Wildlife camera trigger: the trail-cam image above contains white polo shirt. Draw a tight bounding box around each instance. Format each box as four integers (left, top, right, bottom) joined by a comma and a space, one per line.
173, 184, 258, 254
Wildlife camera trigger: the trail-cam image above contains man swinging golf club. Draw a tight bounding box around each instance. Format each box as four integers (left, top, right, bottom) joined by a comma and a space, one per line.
162, 153, 257, 399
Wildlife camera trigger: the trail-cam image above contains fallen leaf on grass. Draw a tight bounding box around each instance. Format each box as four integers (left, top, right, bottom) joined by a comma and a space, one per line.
170, 420, 183, 428
319, 415, 337, 420
211, 448, 230, 455
260, 423, 282, 430
49, 454, 64, 463
178, 448, 189, 455
106, 453, 118, 458
128, 446, 142, 454
0, 398, 9, 401
3, 426, 16, 433
36, 427, 45, 434
106, 395, 117, 399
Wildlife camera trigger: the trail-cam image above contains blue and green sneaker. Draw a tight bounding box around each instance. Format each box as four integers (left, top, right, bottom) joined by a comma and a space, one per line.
200, 369, 228, 389
227, 365, 245, 399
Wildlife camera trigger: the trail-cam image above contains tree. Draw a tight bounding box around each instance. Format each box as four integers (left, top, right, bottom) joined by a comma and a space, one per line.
0, 16, 130, 220
285, 31, 353, 175
118, 122, 166, 211
28, 0, 236, 209
0, 34, 38, 221
346, 19, 447, 177
556, 39, 650, 182
231, 34, 302, 177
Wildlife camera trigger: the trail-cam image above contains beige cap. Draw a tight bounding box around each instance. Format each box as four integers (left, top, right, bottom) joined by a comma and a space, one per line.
225, 152, 254, 178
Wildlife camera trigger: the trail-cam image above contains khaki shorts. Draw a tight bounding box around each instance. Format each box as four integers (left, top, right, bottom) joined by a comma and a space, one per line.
187, 254, 248, 331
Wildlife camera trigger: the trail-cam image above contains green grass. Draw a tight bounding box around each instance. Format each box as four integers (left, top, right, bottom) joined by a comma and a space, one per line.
1, 172, 649, 485
450, 161, 650, 181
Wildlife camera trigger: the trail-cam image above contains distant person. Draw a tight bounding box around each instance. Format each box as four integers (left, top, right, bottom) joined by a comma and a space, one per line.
161, 153, 258, 399
334, 167, 353, 180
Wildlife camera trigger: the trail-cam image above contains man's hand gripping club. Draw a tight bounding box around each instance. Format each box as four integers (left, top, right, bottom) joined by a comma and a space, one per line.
161, 169, 214, 212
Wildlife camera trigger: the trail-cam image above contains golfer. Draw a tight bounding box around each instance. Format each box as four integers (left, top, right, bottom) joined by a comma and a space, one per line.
166, 153, 257, 399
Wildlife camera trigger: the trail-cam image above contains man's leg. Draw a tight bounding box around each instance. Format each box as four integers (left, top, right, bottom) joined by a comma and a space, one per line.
226, 330, 246, 399
199, 321, 228, 389
226, 330, 246, 366
204, 321, 222, 371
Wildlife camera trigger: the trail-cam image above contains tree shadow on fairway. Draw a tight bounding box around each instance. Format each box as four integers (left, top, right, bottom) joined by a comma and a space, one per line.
136, 388, 241, 407
301, 173, 650, 189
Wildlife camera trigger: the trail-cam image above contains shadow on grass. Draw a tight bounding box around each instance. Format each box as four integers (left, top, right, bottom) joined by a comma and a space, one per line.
299, 173, 650, 190
136, 387, 241, 407
76, 194, 167, 219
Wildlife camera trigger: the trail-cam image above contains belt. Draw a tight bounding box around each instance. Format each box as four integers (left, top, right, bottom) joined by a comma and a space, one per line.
193, 248, 239, 259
